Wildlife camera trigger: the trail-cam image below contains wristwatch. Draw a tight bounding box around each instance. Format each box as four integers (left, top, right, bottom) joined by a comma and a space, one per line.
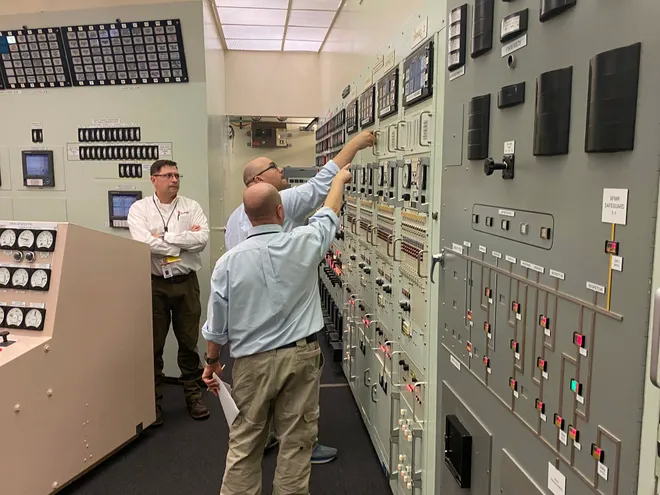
204, 353, 220, 366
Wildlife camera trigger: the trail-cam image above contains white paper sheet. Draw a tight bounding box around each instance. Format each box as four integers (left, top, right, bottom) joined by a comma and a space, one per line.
213, 372, 239, 426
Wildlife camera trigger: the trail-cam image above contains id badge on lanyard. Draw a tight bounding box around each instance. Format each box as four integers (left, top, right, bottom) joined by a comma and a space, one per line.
161, 256, 182, 278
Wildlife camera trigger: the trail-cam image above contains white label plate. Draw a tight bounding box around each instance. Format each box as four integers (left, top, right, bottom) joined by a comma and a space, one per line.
559, 430, 567, 445
501, 34, 528, 57
602, 188, 629, 225
479, 245, 487, 254
611, 256, 623, 272
598, 462, 608, 480
449, 66, 466, 81
450, 354, 461, 371
506, 255, 517, 263
548, 463, 566, 495
503, 141, 515, 155
586, 281, 606, 294
549, 269, 565, 280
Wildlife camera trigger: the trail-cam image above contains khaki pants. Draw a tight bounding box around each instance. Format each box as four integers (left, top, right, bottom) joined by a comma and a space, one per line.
220, 338, 323, 495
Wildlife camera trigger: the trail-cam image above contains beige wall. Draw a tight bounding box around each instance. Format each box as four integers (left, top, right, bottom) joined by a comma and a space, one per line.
225, 51, 321, 117
222, 122, 315, 232
319, 0, 444, 113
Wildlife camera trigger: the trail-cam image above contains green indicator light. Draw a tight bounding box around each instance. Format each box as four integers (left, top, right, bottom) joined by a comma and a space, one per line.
570, 379, 579, 393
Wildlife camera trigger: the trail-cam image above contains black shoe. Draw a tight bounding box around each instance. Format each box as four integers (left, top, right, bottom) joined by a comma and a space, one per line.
187, 398, 210, 420
152, 405, 164, 427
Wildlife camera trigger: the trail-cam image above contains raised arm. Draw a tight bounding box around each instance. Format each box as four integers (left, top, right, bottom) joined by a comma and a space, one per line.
332, 130, 376, 168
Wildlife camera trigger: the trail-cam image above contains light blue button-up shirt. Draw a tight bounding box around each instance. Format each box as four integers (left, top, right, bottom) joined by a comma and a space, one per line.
224, 161, 340, 250
203, 207, 339, 358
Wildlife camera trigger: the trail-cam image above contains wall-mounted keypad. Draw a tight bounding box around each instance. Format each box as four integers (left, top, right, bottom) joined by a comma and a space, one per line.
79, 145, 158, 160
118, 163, 143, 178
78, 127, 141, 142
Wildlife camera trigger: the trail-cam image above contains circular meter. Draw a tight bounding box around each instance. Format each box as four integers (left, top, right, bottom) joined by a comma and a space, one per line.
17, 230, 35, 249
402, 162, 412, 188
6, 308, 23, 327
0, 267, 10, 286
30, 269, 49, 289
0, 229, 16, 248
36, 231, 54, 250
25, 309, 43, 329
0, 307, 4, 326
11, 268, 29, 288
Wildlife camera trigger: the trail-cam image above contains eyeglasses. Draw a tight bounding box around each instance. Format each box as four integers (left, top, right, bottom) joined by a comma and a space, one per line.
249, 162, 278, 183
152, 173, 182, 180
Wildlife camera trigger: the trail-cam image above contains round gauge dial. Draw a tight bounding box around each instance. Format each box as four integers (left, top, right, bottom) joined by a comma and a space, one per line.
0, 229, 16, 248
30, 269, 49, 289
6, 307, 23, 327
17, 230, 35, 249
0, 306, 4, 326
402, 163, 412, 188
0, 267, 10, 286
25, 309, 43, 329
11, 268, 29, 288
36, 231, 54, 250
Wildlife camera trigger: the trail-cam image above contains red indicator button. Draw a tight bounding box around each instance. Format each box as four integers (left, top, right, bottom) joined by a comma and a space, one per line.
591, 444, 604, 462
554, 414, 564, 430
512, 301, 520, 313
539, 315, 550, 329
509, 377, 517, 391
537, 357, 547, 372
535, 399, 545, 413
573, 332, 586, 348
568, 426, 579, 442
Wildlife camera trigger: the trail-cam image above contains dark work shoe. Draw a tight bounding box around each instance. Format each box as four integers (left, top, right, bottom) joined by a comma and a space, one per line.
311, 443, 338, 464
152, 404, 163, 427
187, 398, 210, 420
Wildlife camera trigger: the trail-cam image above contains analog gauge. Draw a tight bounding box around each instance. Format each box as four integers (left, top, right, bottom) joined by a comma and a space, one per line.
11, 268, 29, 288
0, 229, 16, 248
36, 231, 54, 250
25, 308, 43, 329
30, 269, 49, 289
0, 267, 10, 286
17, 230, 35, 249
6, 307, 23, 327
402, 163, 412, 188
0, 307, 4, 326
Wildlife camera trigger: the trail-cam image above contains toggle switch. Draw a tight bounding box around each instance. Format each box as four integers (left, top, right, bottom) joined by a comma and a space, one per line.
484, 155, 515, 179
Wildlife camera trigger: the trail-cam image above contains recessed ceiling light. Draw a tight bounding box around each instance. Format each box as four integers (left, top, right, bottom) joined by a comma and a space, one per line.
288, 9, 336, 27
284, 39, 323, 51
218, 7, 288, 26
226, 39, 283, 51
223, 25, 285, 39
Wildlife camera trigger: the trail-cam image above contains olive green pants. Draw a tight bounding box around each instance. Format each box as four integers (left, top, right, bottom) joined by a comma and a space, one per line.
220, 338, 322, 495
151, 272, 203, 404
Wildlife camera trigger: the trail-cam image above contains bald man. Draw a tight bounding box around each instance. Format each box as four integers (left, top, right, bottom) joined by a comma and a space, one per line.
224, 130, 375, 251
223, 129, 374, 463
202, 170, 352, 495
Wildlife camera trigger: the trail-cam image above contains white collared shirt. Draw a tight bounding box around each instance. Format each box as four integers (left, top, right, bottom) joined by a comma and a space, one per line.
127, 194, 209, 276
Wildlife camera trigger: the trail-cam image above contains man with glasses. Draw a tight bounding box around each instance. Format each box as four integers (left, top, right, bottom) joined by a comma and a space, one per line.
128, 159, 210, 425
223, 130, 375, 464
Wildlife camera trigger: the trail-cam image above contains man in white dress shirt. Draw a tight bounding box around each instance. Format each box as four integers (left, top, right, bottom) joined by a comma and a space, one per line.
128, 159, 210, 425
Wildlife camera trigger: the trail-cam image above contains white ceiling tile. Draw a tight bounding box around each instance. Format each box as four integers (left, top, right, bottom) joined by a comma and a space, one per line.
288, 9, 336, 27
284, 39, 323, 51
218, 7, 287, 26
291, 0, 341, 10
226, 39, 283, 51
217, 0, 288, 7
285, 26, 328, 41
223, 25, 285, 39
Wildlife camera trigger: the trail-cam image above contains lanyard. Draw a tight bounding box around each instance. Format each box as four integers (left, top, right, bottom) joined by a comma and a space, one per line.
153, 196, 179, 233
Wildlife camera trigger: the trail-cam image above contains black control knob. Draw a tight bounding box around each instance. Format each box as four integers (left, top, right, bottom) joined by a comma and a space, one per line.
399, 359, 406, 366
402, 193, 411, 201
0, 330, 9, 343
358, 262, 366, 269
359, 304, 365, 311
399, 300, 411, 311
13, 251, 23, 262
363, 266, 371, 274
403, 365, 410, 371
484, 155, 515, 179
350, 255, 357, 261
376, 278, 384, 286
383, 285, 392, 294
24, 251, 35, 262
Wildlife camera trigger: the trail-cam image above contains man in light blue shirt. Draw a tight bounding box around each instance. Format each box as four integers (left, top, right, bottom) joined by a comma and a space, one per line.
202, 170, 352, 495
223, 130, 375, 463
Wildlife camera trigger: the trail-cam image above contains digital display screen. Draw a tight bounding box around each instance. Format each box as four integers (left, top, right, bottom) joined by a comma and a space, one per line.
403, 39, 434, 107
359, 86, 375, 128
25, 154, 51, 177
62, 19, 188, 87
111, 194, 140, 218
346, 99, 358, 135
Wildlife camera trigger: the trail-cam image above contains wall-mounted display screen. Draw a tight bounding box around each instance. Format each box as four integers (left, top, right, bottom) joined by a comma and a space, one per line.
108, 191, 142, 228
0, 27, 71, 88
359, 85, 375, 128
22, 151, 55, 187
377, 67, 399, 119
346, 98, 359, 135
404, 38, 434, 107
62, 19, 188, 87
